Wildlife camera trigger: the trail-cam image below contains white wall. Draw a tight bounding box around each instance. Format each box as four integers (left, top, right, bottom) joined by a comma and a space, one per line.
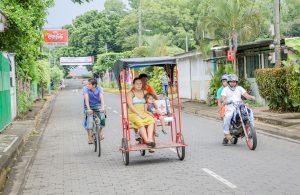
177, 55, 214, 101
177, 58, 191, 99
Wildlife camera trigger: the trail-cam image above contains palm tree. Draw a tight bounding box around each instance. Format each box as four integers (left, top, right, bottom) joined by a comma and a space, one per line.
200, 0, 261, 66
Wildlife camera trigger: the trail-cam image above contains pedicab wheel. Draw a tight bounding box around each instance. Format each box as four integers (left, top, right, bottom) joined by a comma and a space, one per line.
246, 123, 257, 150
139, 140, 146, 156
232, 137, 238, 144
121, 138, 129, 165
176, 134, 185, 161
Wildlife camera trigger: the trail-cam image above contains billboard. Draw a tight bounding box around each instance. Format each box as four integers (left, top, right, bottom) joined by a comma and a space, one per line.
60, 56, 94, 66
44, 29, 68, 46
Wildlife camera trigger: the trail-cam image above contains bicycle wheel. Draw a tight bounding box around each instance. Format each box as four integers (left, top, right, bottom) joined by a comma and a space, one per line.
96, 128, 101, 157
93, 132, 97, 152
245, 123, 257, 150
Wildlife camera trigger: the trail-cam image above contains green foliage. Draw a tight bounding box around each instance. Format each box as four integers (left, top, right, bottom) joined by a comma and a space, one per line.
148, 67, 165, 94
93, 52, 128, 75
17, 91, 32, 116
207, 64, 235, 106
0, 0, 54, 80
256, 67, 300, 112
51, 66, 64, 89
104, 0, 126, 14
36, 60, 51, 90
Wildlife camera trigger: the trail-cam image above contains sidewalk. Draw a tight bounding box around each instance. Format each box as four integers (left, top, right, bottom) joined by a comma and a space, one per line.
177, 99, 300, 141
0, 94, 55, 191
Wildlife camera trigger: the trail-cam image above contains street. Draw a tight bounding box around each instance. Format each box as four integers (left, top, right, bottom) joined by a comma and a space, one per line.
12, 80, 300, 194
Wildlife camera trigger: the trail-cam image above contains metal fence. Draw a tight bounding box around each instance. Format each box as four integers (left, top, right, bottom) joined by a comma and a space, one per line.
0, 52, 11, 132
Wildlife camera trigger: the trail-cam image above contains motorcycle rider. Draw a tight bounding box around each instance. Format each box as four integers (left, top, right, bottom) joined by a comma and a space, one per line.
221, 74, 255, 145
216, 74, 228, 120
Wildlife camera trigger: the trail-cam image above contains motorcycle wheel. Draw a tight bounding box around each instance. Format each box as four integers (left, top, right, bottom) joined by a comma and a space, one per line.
245, 123, 257, 150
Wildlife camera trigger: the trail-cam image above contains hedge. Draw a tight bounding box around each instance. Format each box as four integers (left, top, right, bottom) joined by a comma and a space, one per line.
256, 66, 300, 111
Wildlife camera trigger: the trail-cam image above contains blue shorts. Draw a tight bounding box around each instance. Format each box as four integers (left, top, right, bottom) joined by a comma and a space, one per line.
83, 107, 106, 130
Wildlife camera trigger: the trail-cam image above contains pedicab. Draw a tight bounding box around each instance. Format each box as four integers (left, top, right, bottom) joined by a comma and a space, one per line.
114, 56, 187, 165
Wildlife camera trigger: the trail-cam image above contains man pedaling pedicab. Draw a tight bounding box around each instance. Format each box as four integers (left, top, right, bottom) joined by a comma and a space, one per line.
216, 74, 228, 120
221, 74, 256, 145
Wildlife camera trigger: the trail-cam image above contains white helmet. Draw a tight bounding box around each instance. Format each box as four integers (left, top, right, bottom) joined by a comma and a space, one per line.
227, 74, 238, 91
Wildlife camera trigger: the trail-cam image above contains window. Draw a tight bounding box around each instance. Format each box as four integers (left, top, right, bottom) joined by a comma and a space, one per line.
246, 54, 260, 78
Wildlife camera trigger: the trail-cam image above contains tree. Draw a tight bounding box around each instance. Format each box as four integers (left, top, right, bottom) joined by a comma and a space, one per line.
202, 0, 261, 66
92, 52, 128, 80
0, 0, 54, 79
118, 0, 196, 50
104, 0, 126, 14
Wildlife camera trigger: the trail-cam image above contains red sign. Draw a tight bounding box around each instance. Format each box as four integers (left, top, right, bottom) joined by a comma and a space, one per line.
44, 30, 68, 46
227, 50, 235, 61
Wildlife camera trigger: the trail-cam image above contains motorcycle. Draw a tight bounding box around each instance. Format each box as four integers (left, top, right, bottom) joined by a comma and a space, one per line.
228, 101, 257, 150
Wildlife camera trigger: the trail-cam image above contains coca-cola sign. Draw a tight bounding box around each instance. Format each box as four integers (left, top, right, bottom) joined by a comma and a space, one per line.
44, 29, 68, 46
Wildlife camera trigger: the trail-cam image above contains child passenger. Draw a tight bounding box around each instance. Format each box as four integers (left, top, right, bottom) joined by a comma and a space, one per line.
144, 93, 167, 136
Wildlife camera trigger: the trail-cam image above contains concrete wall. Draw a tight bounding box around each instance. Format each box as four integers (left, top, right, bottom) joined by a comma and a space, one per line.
177, 55, 214, 101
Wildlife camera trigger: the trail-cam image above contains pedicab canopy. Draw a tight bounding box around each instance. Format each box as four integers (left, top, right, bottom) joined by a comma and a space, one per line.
113, 56, 177, 90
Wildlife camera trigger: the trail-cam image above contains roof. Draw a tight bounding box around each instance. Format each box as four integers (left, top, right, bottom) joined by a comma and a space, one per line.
118, 56, 177, 68
174, 50, 201, 59
212, 39, 285, 52
113, 56, 177, 90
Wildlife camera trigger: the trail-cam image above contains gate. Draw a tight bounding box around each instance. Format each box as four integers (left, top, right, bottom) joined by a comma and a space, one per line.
0, 52, 11, 132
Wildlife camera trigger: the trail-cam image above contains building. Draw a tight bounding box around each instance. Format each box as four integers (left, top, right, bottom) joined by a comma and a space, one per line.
175, 51, 215, 101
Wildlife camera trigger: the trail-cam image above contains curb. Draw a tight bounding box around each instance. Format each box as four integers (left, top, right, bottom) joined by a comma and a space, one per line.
178, 105, 300, 141
0, 93, 57, 192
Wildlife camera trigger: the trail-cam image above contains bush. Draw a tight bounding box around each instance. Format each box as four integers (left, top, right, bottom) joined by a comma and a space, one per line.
17, 91, 32, 116
207, 64, 235, 106
148, 67, 165, 94
256, 67, 300, 111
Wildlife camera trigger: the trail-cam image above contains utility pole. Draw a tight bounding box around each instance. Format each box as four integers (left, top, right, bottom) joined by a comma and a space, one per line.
274, 0, 281, 67
185, 32, 188, 52
138, 0, 142, 47
105, 43, 108, 54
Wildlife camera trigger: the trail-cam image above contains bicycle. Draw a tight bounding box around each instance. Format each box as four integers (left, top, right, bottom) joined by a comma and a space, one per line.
91, 110, 105, 157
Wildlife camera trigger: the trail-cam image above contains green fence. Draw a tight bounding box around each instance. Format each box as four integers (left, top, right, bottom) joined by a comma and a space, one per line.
0, 53, 11, 132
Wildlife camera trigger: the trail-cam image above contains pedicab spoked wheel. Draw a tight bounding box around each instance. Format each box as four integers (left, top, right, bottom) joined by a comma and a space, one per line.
121, 138, 129, 165
245, 123, 257, 150
176, 134, 185, 160
232, 137, 238, 144
139, 140, 146, 156
96, 128, 101, 157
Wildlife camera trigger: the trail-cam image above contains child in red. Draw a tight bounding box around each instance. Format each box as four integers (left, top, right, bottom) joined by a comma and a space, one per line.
144, 93, 167, 136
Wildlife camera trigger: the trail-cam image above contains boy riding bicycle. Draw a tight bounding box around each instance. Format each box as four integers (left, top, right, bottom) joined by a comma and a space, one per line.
83, 78, 106, 144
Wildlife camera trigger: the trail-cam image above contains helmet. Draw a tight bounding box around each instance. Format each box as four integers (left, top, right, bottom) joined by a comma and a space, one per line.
227, 74, 238, 82
227, 74, 238, 91
221, 74, 228, 81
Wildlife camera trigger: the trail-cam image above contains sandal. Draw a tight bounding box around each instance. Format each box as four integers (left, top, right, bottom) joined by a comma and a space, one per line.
149, 149, 155, 153
145, 142, 156, 148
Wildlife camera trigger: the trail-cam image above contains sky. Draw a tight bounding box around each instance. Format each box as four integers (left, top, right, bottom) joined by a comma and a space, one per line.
46, 0, 128, 76
45, 0, 104, 28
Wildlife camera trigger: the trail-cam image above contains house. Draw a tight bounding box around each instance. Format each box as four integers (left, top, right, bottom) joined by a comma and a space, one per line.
175, 39, 288, 103
175, 51, 215, 101
212, 39, 287, 103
